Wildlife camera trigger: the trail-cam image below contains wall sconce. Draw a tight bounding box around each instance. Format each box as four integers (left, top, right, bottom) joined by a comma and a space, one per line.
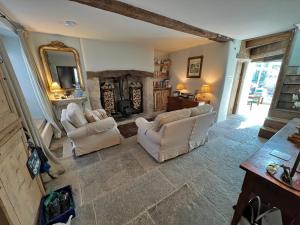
50, 82, 61, 99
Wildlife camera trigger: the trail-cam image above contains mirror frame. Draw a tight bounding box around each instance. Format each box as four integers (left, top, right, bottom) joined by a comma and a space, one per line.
39, 41, 85, 92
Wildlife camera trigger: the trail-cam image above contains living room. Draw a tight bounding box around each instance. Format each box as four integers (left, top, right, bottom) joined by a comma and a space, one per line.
0, 1, 300, 225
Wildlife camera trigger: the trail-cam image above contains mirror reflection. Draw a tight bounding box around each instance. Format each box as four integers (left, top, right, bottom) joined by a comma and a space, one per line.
46, 50, 79, 89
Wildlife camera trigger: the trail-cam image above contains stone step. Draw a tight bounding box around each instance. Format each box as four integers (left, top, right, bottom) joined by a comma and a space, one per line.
286, 66, 300, 75
258, 126, 278, 139
263, 117, 288, 130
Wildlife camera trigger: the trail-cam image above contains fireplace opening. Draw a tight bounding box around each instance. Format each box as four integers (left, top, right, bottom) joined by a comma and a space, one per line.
100, 74, 143, 119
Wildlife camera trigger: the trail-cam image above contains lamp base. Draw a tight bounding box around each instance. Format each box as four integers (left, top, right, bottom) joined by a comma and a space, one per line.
54, 93, 60, 99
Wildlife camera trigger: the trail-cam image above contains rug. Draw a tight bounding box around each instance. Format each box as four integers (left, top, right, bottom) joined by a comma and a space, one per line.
118, 122, 139, 138
118, 118, 154, 138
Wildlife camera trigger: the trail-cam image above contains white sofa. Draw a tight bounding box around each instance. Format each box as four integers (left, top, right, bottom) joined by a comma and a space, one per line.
136, 106, 216, 162
61, 103, 121, 156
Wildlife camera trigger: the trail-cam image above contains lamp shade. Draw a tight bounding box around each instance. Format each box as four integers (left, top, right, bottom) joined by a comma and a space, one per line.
200, 84, 210, 93
176, 83, 185, 91
51, 82, 61, 90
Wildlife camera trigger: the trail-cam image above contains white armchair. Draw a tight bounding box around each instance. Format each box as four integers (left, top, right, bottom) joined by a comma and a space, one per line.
61, 103, 121, 156
136, 109, 216, 162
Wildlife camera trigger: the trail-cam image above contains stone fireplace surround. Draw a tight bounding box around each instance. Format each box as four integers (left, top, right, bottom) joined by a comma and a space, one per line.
87, 70, 154, 117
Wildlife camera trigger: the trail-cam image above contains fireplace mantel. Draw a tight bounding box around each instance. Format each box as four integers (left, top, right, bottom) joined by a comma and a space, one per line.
87, 70, 154, 79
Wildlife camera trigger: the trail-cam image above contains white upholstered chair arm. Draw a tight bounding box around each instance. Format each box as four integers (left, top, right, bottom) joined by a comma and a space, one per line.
145, 129, 161, 145
136, 117, 154, 130
68, 117, 116, 139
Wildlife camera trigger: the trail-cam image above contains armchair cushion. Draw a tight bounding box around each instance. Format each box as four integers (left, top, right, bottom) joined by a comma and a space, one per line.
66, 103, 88, 127
84, 109, 99, 123
152, 108, 191, 131
93, 109, 108, 120
67, 117, 116, 139
191, 104, 213, 117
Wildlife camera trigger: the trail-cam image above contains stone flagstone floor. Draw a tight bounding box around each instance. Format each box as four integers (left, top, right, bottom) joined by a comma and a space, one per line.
46, 115, 266, 225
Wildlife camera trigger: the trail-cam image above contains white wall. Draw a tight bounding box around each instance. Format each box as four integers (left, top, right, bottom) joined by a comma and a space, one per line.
289, 29, 300, 67
217, 40, 241, 121
169, 41, 240, 121
1, 35, 44, 119
80, 38, 154, 72
169, 42, 229, 114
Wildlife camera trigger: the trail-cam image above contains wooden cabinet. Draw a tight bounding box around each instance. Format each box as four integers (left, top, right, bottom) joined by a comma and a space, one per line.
153, 88, 171, 111
0, 66, 44, 225
167, 96, 210, 112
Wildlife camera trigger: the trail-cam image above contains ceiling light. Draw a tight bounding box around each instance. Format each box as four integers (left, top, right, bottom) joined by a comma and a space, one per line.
64, 20, 77, 27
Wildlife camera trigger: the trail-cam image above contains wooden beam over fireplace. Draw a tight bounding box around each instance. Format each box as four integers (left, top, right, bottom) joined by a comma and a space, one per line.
87, 70, 154, 79
69, 0, 233, 42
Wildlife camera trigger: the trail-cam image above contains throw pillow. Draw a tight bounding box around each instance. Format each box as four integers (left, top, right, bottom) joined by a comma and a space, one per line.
153, 108, 192, 131
66, 103, 88, 127
84, 109, 99, 123
191, 104, 213, 117
93, 109, 108, 120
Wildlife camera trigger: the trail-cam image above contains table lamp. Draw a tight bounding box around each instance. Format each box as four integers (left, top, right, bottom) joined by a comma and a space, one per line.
196, 84, 210, 101
51, 82, 61, 99
176, 83, 185, 95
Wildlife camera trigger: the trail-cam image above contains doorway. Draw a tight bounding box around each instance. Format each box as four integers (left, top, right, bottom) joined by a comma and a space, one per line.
236, 60, 282, 123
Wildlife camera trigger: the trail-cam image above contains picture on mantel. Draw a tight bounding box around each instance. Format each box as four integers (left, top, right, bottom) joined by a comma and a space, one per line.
187, 56, 203, 78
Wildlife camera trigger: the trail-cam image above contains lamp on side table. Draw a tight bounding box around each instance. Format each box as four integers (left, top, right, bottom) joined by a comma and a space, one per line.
195, 84, 211, 104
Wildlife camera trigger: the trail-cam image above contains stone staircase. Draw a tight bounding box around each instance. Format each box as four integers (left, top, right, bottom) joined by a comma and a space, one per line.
258, 116, 288, 139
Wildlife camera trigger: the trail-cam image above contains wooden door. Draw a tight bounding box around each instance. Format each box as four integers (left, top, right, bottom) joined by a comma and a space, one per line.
154, 89, 171, 111
161, 90, 170, 110
0, 64, 44, 225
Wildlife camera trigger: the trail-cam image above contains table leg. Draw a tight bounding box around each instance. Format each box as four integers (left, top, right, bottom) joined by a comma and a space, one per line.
282, 215, 294, 225
231, 174, 253, 225
290, 212, 300, 225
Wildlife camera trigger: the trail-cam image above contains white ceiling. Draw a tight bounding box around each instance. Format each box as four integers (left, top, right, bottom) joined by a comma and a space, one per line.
0, 0, 300, 52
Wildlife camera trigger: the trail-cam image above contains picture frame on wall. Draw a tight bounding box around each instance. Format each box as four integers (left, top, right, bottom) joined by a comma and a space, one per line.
186, 56, 203, 78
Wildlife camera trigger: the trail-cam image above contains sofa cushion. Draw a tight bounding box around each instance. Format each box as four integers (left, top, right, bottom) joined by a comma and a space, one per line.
66, 103, 88, 127
153, 108, 191, 131
191, 104, 213, 117
93, 109, 108, 120
84, 109, 99, 123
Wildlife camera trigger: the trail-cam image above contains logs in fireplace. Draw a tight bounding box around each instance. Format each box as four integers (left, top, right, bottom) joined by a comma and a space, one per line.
100, 74, 143, 118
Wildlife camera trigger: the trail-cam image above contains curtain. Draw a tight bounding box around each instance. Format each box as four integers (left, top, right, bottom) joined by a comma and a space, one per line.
0, 35, 65, 178
17, 29, 62, 138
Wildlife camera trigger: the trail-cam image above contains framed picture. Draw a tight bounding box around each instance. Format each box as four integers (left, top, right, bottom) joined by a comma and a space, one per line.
187, 56, 203, 78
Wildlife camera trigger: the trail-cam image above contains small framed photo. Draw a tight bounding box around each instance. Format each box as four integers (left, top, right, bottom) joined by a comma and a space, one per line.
173, 91, 180, 97
187, 56, 203, 78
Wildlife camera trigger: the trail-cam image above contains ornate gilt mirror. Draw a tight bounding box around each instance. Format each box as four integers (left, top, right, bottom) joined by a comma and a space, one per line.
39, 41, 85, 93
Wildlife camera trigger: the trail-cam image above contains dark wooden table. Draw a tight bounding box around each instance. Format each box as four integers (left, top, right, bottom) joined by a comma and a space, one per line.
231, 119, 300, 225
167, 96, 210, 112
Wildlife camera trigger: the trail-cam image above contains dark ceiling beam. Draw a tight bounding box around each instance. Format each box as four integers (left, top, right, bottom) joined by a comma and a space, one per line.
245, 31, 292, 49
69, 0, 233, 42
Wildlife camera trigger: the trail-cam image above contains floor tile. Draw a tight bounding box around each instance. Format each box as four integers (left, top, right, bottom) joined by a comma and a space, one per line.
127, 212, 156, 225
72, 203, 96, 225
148, 184, 227, 225
79, 152, 146, 203
191, 169, 237, 220
93, 170, 175, 225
